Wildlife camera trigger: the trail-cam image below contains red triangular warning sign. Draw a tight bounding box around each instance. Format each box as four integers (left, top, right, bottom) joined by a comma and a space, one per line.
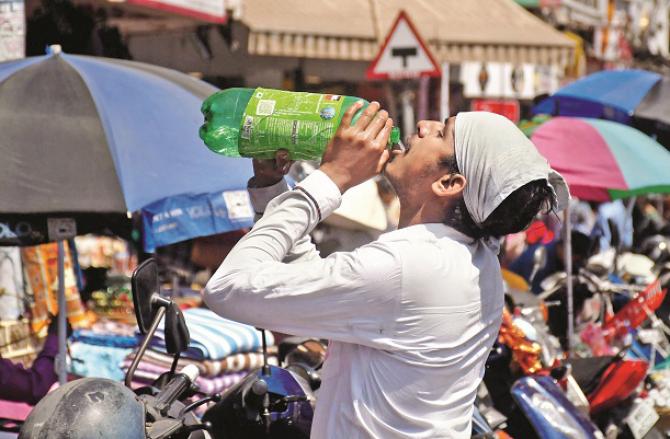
366, 10, 442, 80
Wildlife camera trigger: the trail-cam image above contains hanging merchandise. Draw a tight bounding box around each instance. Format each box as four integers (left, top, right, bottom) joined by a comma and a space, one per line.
0, 0, 24, 63
21, 242, 89, 332
0, 246, 24, 320
0, 318, 42, 366
200, 87, 401, 160
75, 235, 135, 276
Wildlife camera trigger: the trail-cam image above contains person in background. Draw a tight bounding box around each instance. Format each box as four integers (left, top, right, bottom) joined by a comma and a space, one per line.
592, 200, 633, 252
0, 317, 64, 405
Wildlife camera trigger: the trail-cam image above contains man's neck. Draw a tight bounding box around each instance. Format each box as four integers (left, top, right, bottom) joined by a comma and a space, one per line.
397, 202, 446, 229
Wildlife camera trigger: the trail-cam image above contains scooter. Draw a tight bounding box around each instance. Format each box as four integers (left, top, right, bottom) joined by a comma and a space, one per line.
20, 258, 317, 439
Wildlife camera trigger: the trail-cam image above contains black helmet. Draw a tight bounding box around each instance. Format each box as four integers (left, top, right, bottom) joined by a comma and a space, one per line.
20, 378, 145, 439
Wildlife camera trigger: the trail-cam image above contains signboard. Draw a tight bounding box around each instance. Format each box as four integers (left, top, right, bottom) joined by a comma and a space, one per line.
0, 0, 24, 62
471, 99, 521, 123
127, 0, 228, 24
366, 10, 441, 80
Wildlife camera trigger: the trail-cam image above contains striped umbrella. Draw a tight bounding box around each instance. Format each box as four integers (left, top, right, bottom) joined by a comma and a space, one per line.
530, 117, 670, 202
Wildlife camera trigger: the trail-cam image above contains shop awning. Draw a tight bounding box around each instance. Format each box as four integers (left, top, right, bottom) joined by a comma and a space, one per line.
242, 0, 575, 66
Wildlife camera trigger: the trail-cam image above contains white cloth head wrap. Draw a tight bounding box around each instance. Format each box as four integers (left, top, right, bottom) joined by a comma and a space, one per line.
454, 112, 569, 236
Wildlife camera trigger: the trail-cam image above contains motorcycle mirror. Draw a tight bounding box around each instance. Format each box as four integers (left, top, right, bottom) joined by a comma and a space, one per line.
529, 246, 548, 284
164, 302, 190, 355
132, 258, 160, 334
533, 246, 547, 270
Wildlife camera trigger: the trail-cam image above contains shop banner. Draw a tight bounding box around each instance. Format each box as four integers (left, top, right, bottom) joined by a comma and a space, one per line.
142, 189, 254, 252
0, 0, 24, 62
471, 99, 520, 123
127, 0, 228, 23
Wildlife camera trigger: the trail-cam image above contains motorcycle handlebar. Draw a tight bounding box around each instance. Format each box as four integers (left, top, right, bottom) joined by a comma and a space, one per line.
153, 364, 200, 415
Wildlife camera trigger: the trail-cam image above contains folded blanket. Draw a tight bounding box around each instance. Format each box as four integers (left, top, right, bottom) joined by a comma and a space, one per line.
71, 330, 138, 348
69, 342, 131, 381
150, 308, 274, 360
125, 349, 276, 377
124, 361, 248, 395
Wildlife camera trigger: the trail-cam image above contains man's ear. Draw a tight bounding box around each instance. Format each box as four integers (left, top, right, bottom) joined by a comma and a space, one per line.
432, 173, 466, 198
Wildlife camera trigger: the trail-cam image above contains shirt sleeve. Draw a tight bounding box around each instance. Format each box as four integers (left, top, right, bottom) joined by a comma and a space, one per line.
205, 171, 402, 347
247, 175, 319, 264
247, 178, 290, 219
0, 333, 58, 405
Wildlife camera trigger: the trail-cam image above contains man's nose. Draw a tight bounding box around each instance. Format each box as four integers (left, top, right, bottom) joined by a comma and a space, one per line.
417, 120, 443, 137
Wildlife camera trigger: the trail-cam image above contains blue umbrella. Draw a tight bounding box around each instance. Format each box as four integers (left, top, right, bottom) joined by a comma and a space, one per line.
0, 48, 254, 251
532, 69, 670, 128
0, 47, 254, 384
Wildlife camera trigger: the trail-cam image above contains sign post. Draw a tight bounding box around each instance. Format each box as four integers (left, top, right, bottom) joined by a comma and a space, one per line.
366, 11, 441, 135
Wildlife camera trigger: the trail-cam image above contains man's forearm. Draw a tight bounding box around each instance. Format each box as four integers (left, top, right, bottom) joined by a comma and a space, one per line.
224, 171, 339, 270
205, 171, 341, 318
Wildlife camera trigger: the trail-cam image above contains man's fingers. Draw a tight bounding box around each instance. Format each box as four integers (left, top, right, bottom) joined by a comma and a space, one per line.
374, 119, 394, 147
364, 110, 389, 138
354, 101, 380, 130
341, 100, 364, 128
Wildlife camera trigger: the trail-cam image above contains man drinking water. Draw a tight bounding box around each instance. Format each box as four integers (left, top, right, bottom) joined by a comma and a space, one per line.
205, 101, 569, 438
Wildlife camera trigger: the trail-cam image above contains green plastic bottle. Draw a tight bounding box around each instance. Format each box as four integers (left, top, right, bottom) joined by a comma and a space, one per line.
200, 87, 400, 160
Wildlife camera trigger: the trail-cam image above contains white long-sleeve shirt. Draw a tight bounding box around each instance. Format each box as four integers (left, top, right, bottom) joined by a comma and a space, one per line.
204, 170, 505, 438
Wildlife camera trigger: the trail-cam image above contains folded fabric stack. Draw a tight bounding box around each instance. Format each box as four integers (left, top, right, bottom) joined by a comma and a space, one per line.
123, 308, 277, 395
68, 323, 139, 381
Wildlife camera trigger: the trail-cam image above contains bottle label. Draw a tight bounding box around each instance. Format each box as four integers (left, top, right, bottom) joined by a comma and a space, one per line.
239, 88, 346, 160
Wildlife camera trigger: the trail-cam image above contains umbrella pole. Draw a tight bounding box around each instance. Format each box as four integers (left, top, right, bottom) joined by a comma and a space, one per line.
565, 204, 574, 358
57, 240, 67, 384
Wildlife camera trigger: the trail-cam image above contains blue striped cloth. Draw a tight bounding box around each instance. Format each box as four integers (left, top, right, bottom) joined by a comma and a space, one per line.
72, 330, 139, 348
149, 307, 274, 360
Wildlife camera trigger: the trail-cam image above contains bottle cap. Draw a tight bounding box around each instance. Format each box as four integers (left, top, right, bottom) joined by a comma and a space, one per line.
389, 126, 401, 147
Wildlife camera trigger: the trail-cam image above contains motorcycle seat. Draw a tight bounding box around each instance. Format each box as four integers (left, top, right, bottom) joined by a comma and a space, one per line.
569, 356, 616, 395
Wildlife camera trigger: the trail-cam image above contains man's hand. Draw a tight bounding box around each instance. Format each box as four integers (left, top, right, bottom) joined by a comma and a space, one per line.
249, 149, 293, 188
320, 101, 393, 193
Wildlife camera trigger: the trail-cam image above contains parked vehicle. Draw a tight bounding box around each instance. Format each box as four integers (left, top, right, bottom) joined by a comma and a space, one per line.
19, 259, 317, 439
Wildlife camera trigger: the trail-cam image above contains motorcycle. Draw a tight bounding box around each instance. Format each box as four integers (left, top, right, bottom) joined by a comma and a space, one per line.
19, 258, 317, 439
484, 257, 602, 438
534, 254, 667, 437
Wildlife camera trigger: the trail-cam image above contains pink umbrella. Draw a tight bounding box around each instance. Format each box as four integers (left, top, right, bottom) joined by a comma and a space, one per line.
531, 117, 670, 201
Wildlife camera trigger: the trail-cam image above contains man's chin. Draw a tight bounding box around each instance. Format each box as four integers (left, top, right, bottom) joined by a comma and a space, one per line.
382, 164, 399, 188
